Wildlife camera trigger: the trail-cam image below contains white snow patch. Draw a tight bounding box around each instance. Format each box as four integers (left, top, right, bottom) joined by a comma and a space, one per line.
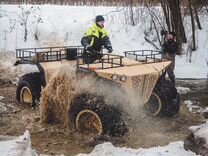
184, 100, 202, 113
184, 100, 208, 114
77, 142, 198, 156
0, 96, 4, 101
0, 102, 8, 114
176, 86, 191, 94
184, 100, 194, 106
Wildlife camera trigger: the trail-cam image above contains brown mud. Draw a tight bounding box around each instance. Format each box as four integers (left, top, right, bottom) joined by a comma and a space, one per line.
0, 79, 207, 155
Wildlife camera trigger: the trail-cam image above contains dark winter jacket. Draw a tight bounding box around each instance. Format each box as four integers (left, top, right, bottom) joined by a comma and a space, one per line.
81, 23, 112, 52
161, 40, 179, 55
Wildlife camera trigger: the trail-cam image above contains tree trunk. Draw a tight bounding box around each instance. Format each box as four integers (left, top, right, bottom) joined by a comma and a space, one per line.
192, 0, 202, 30
188, 0, 196, 50
205, 5, 208, 14
152, 17, 162, 45
129, 0, 135, 26
161, 0, 171, 32
168, 0, 187, 43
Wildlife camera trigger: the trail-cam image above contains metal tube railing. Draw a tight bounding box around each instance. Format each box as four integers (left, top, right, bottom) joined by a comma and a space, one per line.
124, 50, 164, 64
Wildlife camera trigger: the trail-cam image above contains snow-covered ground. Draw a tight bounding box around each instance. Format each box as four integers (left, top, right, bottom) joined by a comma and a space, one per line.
175, 29, 208, 79
77, 142, 198, 156
0, 132, 199, 156
0, 5, 207, 79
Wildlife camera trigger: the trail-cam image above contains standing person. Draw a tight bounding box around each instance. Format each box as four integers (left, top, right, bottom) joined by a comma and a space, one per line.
81, 15, 113, 63
161, 32, 179, 85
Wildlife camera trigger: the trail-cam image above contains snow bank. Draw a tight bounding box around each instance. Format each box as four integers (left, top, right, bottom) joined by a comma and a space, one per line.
175, 20, 208, 79
184, 121, 208, 155
77, 141, 198, 156
0, 130, 37, 156
189, 121, 208, 145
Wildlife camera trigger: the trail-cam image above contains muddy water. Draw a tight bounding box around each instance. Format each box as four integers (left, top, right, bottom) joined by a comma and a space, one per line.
0, 79, 207, 155
178, 79, 208, 107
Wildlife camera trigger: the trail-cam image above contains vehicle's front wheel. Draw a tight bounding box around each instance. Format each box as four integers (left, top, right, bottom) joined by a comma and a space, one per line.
70, 93, 128, 136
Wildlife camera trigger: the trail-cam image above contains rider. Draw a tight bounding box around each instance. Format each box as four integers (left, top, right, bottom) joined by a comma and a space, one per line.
81, 15, 113, 63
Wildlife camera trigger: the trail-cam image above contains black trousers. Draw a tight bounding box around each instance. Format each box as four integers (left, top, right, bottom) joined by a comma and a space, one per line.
82, 50, 102, 64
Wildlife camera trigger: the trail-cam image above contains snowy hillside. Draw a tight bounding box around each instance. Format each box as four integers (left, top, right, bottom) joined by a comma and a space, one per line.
0, 5, 207, 79
0, 5, 151, 52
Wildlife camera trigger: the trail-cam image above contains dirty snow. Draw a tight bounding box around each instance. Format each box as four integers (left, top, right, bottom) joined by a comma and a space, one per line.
189, 121, 208, 147
184, 100, 207, 114
184, 100, 200, 113
77, 141, 199, 156
0, 130, 38, 156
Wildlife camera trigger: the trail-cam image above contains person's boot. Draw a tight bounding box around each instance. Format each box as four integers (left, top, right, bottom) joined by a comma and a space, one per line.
171, 78, 175, 85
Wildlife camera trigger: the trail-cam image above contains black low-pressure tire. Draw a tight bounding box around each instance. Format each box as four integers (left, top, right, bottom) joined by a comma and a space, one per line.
70, 93, 128, 137
154, 77, 180, 117
16, 72, 41, 107
144, 92, 162, 116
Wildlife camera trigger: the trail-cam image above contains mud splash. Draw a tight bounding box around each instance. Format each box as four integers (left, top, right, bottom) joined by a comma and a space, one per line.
40, 65, 76, 125
39, 64, 145, 128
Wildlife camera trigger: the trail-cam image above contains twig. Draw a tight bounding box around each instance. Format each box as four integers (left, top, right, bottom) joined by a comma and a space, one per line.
144, 36, 160, 50
103, 0, 132, 17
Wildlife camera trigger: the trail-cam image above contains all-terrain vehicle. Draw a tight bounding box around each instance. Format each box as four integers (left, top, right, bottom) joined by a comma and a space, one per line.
15, 46, 180, 136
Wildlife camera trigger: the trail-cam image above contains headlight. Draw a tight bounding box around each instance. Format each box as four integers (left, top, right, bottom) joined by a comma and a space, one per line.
120, 75, 127, 82
111, 74, 118, 81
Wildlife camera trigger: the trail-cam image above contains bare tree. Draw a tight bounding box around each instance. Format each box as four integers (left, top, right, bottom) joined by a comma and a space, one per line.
161, 0, 171, 32
168, 0, 187, 44
129, 0, 135, 26
9, 5, 42, 42
192, 0, 202, 30
188, 0, 196, 50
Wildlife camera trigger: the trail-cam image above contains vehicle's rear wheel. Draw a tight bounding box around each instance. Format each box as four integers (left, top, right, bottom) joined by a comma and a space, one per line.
16, 72, 41, 107
144, 92, 162, 116
156, 79, 180, 117
70, 93, 128, 136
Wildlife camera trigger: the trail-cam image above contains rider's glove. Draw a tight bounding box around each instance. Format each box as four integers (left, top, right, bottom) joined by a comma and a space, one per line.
106, 46, 113, 53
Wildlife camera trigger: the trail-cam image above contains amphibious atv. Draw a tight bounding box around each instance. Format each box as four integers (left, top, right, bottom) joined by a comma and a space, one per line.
15, 46, 180, 136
